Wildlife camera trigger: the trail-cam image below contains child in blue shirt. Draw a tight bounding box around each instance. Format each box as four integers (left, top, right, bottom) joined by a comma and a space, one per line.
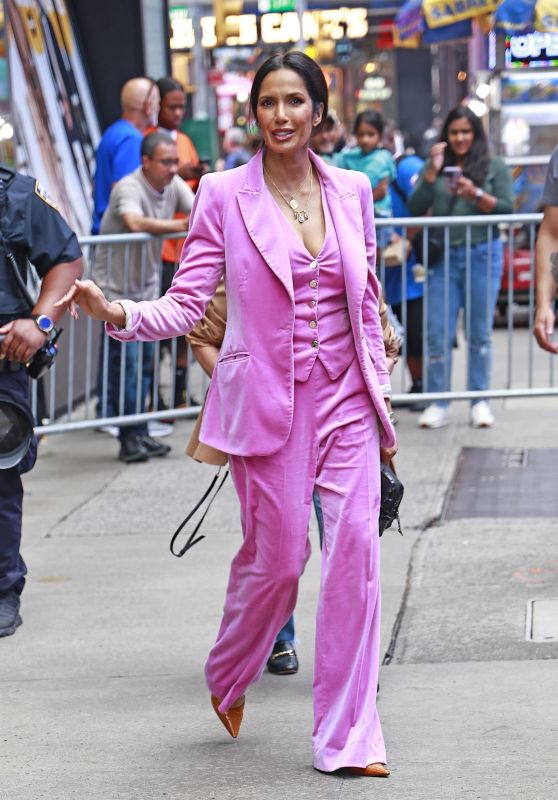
335, 110, 396, 247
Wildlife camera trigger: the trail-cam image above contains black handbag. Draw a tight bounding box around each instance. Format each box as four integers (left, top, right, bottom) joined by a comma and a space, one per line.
379, 462, 404, 537
411, 226, 445, 264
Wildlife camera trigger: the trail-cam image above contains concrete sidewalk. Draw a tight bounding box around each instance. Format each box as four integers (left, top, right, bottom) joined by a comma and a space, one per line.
1, 398, 557, 799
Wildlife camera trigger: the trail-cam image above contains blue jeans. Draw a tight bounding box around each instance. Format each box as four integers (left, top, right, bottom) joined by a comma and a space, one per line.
425, 239, 503, 407
274, 490, 324, 644
96, 328, 116, 419
104, 337, 155, 441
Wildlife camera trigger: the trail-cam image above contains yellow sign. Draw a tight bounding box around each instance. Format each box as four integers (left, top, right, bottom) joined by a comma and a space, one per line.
170, 9, 368, 48
423, 0, 498, 30
393, 25, 421, 48
214, 0, 244, 46
13, 2, 74, 56
536, 0, 558, 33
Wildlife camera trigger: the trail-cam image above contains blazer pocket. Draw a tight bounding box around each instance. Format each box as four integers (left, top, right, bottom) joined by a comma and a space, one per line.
217, 351, 250, 365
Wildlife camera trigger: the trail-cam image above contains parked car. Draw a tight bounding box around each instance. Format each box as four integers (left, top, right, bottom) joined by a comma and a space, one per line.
497, 246, 533, 317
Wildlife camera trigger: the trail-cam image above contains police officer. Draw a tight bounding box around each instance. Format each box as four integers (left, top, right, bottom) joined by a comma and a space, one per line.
0, 164, 83, 638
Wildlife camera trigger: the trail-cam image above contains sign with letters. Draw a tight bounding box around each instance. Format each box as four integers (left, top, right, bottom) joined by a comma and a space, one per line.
169, 8, 369, 49
423, 0, 498, 29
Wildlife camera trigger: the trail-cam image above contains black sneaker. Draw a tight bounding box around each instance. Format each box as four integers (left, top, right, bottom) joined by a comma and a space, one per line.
138, 435, 171, 458
267, 640, 299, 675
0, 591, 22, 638
408, 380, 429, 412
118, 433, 149, 463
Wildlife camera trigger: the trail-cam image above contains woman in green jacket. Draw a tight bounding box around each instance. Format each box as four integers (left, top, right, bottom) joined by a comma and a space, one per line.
408, 106, 513, 429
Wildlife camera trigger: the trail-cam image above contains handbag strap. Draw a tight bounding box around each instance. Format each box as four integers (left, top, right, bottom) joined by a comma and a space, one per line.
170, 467, 229, 557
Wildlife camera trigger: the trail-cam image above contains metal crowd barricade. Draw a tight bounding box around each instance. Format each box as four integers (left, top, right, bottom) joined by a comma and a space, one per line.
33, 213, 556, 437
375, 212, 554, 407
32, 231, 206, 436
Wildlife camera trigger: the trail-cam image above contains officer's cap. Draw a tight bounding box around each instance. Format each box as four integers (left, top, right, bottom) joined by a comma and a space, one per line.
0, 398, 34, 469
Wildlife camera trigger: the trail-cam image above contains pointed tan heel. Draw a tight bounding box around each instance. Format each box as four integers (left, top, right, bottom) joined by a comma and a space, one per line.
346, 763, 390, 777
211, 694, 245, 738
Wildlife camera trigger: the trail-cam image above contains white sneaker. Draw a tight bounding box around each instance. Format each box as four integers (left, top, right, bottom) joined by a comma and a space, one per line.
97, 425, 119, 438
418, 404, 450, 429
148, 420, 174, 437
470, 401, 494, 428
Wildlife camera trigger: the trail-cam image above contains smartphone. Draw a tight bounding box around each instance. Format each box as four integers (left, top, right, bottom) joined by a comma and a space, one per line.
443, 166, 462, 193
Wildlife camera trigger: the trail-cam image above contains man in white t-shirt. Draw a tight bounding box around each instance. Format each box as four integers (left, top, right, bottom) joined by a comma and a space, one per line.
94, 131, 194, 463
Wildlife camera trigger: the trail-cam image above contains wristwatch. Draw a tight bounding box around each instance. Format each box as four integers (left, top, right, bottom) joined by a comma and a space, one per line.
31, 314, 55, 336
475, 187, 484, 204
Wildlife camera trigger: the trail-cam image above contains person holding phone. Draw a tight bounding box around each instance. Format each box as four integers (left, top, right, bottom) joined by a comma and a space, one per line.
408, 106, 513, 429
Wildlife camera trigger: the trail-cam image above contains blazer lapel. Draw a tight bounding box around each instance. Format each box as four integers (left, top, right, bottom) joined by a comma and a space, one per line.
237, 150, 294, 301
315, 153, 368, 315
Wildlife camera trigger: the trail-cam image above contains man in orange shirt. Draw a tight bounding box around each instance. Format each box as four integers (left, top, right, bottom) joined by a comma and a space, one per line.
146, 77, 209, 407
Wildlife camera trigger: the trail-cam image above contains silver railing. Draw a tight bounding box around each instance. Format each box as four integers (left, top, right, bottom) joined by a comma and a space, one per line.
33, 212, 553, 436
375, 213, 554, 407
33, 231, 207, 435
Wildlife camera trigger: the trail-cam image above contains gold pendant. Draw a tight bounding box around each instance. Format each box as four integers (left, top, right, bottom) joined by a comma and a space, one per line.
289, 198, 298, 211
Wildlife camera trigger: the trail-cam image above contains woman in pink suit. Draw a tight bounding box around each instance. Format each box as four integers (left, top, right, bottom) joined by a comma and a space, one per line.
58, 52, 397, 777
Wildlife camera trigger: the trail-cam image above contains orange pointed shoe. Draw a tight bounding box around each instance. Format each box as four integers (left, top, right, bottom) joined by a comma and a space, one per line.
211, 695, 245, 739
346, 764, 390, 778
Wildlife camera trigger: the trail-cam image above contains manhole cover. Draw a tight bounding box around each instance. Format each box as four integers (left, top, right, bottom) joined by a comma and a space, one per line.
444, 448, 558, 519
526, 598, 558, 642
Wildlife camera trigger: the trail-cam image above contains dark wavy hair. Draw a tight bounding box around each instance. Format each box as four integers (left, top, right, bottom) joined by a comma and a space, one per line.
439, 106, 490, 186
250, 51, 328, 130
353, 109, 385, 136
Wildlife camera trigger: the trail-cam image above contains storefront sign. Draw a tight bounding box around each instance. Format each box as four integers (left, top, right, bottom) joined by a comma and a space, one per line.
508, 31, 558, 64
170, 6, 194, 50
537, 0, 558, 33
170, 8, 368, 49
250, 9, 368, 46
258, 0, 297, 12
423, 0, 497, 29
357, 75, 392, 102
501, 74, 558, 104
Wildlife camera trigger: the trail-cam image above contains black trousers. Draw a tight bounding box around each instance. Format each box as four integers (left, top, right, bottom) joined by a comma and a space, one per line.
0, 368, 37, 596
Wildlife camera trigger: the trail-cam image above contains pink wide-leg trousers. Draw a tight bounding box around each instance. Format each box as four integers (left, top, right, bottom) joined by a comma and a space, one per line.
204, 357, 385, 772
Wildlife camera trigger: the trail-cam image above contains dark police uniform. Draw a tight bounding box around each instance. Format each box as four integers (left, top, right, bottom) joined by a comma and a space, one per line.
0, 165, 82, 611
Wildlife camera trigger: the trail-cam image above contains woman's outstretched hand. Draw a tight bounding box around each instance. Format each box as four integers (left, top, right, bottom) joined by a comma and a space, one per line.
55, 279, 126, 327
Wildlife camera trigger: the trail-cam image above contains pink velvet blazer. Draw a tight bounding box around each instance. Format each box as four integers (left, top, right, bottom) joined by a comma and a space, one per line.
110, 148, 396, 456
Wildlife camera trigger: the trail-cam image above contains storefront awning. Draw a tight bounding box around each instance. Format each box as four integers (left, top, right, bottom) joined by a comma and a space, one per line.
495, 0, 558, 34
396, 0, 558, 42
422, 0, 498, 29
395, 0, 477, 42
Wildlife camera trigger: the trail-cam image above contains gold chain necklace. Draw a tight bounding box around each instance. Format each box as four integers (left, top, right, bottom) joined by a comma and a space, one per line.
264, 163, 313, 224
